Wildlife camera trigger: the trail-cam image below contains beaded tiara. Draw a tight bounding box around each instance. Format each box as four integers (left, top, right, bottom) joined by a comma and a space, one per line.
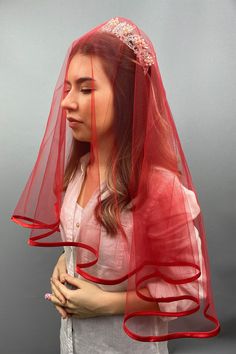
100, 17, 155, 75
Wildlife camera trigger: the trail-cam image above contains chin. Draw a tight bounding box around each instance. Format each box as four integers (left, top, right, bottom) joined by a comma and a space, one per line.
72, 131, 91, 143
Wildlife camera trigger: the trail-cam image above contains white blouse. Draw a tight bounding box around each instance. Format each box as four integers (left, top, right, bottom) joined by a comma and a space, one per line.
59, 153, 170, 354
59, 152, 204, 354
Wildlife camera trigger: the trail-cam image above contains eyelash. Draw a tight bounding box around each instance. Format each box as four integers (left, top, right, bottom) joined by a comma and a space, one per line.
64, 88, 93, 95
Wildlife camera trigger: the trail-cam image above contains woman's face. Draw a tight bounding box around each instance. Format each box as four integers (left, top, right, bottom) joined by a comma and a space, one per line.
61, 52, 115, 143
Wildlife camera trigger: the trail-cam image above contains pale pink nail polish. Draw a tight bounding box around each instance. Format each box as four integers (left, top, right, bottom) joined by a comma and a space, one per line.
44, 293, 52, 301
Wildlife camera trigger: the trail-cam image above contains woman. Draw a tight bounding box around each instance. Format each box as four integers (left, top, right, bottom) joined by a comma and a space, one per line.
11, 17, 220, 354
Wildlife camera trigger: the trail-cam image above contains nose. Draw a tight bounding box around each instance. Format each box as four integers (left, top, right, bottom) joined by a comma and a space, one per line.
60, 92, 78, 111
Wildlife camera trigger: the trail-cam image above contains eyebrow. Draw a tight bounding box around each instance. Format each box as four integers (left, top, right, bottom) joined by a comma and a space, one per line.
65, 77, 96, 85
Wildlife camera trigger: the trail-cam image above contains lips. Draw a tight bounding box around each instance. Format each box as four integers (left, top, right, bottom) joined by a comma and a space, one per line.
67, 117, 83, 123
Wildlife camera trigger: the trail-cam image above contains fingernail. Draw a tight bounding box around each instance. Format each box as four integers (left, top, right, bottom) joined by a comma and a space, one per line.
44, 293, 52, 301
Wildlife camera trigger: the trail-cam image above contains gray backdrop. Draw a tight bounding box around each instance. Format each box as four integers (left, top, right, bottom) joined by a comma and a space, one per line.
1, 0, 235, 353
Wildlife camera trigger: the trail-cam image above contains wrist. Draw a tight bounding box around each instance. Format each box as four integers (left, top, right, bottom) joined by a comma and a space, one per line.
100, 288, 160, 316
100, 290, 126, 316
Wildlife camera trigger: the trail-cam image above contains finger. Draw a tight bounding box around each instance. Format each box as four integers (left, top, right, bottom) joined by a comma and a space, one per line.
59, 271, 68, 283
51, 278, 66, 303
52, 265, 59, 280
60, 272, 68, 282
65, 308, 78, 314
51, 281, 66, 304
55, 305, 71, 319
45, 293, 71, 318
59, 259, 67, 274
62, 274, 84, 288
51, 277, 72, 301
49, 293, 68, 307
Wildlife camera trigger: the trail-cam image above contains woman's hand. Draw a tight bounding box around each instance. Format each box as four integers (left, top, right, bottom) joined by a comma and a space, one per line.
49, 274, 111, 319
50, 253, 69, 319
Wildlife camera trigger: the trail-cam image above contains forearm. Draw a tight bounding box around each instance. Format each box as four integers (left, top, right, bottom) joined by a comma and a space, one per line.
103, 287, 160, 315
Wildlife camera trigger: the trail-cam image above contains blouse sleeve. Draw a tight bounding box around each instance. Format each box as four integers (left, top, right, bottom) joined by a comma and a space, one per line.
145, 171, 203, 322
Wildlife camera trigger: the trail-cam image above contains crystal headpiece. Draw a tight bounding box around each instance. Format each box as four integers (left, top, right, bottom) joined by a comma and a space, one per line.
100, 17, 155, 75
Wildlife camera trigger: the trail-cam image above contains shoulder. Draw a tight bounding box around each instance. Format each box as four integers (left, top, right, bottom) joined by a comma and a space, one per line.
148, 165, 179, 196
147, 166, 201, 220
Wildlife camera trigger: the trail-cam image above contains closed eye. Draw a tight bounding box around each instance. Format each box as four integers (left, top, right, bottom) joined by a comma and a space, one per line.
64, 88, 93, 94
81, 89, 93, 94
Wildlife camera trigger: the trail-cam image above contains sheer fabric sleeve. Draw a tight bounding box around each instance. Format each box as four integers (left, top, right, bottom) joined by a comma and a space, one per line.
145, 169, 204, 322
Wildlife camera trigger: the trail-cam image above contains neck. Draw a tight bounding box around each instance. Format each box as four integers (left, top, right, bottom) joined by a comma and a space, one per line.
90, 134, 114, 170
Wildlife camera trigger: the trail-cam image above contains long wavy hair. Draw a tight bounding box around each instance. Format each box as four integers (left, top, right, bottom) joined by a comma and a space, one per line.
62, 31, 179, 236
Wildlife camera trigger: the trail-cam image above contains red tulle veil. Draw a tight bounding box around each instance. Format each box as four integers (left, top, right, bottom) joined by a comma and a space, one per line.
11, 16, 220, 342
